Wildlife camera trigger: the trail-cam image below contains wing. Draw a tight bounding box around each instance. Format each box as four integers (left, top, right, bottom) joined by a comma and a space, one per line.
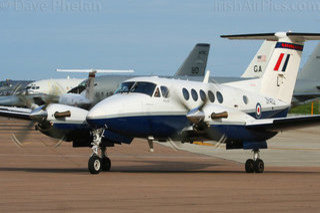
246, 115, 320, 132
0, 106, 31, 120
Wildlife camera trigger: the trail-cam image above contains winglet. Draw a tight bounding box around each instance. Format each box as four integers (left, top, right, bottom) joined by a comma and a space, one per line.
203, 70, 210, 83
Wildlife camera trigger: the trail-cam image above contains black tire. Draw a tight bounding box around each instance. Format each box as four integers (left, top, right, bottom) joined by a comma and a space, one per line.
245, 159, 255, 173
254, 159, 264, 173
101, 157, 111, 171
88, 155, 101, 174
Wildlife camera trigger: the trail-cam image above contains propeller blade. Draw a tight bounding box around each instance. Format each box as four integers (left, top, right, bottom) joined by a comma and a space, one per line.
11, 120, 35, 147
54, 137, 65, 148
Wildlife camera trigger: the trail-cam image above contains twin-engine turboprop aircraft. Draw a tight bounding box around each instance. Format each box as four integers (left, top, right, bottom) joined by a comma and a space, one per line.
85, 32, 320, 174
2, 32, 320, 175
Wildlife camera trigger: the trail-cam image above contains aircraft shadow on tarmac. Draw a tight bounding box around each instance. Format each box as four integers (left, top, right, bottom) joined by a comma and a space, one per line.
0, 159, 319, 174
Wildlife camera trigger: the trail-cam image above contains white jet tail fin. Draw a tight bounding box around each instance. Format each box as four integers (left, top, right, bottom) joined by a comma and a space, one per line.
241, 40, 276, 78
222, 32, 320, 104
298, 43, 320, 80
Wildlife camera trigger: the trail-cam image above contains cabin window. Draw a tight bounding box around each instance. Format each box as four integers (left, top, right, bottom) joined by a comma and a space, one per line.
217, 91, 223, 103
182, 88, 189, 100
191, 89, 198, 101
160, 86, 169, 98
200, 90, 206, 102
208, 90, 215, 103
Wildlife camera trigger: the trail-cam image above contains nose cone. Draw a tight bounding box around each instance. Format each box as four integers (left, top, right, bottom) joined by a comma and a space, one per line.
86, 95, 125, 127
86, 94, 145, 128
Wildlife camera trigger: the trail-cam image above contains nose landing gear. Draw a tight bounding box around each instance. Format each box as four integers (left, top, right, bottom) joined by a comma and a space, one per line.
245, 149, 264, 173
88, 128, 111, 174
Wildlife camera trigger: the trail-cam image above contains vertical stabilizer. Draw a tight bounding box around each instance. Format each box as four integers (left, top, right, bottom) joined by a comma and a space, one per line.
221, 32, 320, 104
241, 40, 276, 78
175, 43, 210, 77
259, 36, 303, 103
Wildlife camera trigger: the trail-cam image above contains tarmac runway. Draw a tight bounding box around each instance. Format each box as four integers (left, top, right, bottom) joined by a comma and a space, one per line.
1, 117, 320, 212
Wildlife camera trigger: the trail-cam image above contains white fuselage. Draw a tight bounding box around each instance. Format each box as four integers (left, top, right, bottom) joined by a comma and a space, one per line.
86, 76, 289, 141
26, 78, 84, 96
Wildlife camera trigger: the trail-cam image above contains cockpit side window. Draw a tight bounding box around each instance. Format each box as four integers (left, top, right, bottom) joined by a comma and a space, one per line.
160, 86, 169, 98
154, 87, 161, 98
130, 82, 156, 97
115, 82, 135, 94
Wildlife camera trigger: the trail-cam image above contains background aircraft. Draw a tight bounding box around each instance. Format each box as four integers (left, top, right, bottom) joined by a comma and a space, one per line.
0, 77, 84, 107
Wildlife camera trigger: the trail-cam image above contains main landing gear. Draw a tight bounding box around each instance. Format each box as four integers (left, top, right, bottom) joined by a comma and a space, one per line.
88, 129, 111, 174
245, 149, 264, 173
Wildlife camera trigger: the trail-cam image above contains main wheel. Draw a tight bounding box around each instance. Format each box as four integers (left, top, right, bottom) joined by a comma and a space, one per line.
245, 159, 255, 173
101, 157, 111, 171
254, 159, 264, 173
88, 155, 102, 174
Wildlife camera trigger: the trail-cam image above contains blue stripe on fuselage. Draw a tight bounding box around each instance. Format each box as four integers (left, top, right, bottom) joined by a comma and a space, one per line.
87, 108, 288, 141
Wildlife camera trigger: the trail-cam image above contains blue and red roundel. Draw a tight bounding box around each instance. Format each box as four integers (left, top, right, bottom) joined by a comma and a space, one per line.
256, 103, 262, 119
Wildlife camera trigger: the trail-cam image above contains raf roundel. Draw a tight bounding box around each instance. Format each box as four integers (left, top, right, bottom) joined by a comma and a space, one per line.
256, 103, 262, 119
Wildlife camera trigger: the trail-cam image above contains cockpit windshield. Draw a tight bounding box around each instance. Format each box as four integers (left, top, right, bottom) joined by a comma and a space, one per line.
116, 81, 156, 97
68, 80, 87, 94
131, 82, 156, 96
115, 82, 135, 94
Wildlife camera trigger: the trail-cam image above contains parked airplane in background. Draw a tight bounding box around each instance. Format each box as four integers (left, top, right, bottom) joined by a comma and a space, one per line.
0, 77, 84, 107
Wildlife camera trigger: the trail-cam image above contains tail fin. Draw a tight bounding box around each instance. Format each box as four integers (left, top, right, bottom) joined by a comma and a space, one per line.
241, 40, 276, 78
222, 32, 320, 104
85, 71, 96, 101
174, 43, 210, 77
298, 43, 320, 80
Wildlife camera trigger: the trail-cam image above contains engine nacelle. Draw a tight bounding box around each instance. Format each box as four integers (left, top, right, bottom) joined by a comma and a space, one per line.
37, 104, 90, 141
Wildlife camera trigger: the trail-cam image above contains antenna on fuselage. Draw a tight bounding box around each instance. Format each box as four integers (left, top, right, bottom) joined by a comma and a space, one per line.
203, 70, 210, 83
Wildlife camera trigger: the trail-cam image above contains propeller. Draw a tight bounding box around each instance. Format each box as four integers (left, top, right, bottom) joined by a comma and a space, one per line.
10, 100, 66, 147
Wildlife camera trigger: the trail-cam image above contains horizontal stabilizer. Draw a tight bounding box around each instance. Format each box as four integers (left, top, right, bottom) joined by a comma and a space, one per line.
221, 32, 320, 42
246, 115, 320, 132
57, 69, 134, 73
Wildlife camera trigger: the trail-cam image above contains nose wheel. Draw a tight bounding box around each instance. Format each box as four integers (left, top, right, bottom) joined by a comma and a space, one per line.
245, 149, 264, 173
88, 129, 111, 174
